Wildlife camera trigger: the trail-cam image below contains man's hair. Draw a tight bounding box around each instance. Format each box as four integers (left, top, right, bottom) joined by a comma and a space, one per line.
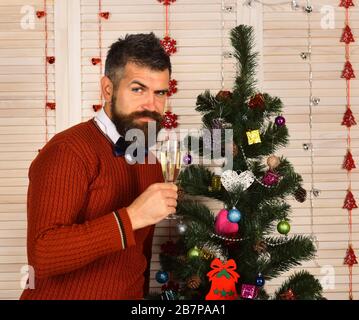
104, 33, 171, 89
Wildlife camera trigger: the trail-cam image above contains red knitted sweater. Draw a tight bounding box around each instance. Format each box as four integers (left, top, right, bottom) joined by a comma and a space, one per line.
20, 119, 163, 300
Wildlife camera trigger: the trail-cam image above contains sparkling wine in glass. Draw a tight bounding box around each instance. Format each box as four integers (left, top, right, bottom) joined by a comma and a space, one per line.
159, 139, 182, 220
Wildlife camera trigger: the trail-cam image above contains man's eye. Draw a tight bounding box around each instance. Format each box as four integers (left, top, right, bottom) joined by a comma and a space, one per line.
132, 87, 143, 93
157, 91, 167, 96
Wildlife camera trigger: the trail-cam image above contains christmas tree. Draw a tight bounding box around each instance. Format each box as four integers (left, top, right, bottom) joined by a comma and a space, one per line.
154, 25, 323, 300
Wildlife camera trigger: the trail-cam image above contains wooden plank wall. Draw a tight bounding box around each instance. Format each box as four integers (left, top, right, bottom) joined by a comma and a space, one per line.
0, 0, 56, 299
262, 0, 359, 299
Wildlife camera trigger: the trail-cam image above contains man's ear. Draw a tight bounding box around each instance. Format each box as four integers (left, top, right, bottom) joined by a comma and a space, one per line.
101, 76, 113, 103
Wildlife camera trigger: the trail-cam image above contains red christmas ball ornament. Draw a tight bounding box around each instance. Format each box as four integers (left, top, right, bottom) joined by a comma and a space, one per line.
280, 289, 296, 300
99, 12, 110, 20
167, 79, 178, 97
46, 102, 56, 110
216, 90, 233, 101
343, 150, 356, 171
341, 61, 355, 80
342, 108, 357, 127
46, 56, 55, 64
161, 111, 178, 129
344, 244, 358, 266
343, 190, 358, 210
339, 0, 354, 9
93, 104, 102, 112
341, 25, 355, 44
161, 36, 177, 56
248, 93, 265, 110
36, 11, 46, 19
161, 240, 180, 256
91, 57, 101, 65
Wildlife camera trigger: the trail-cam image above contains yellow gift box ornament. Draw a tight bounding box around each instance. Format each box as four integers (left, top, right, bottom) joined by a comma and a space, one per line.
210, 175, 222, 192
246, 129, 261, 145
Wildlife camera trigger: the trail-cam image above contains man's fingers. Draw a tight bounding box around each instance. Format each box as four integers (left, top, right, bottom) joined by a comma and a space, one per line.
166, 199, 177, 208
166, 206, 177, 215
153, 182, 178, 191
161, 190, 178, 200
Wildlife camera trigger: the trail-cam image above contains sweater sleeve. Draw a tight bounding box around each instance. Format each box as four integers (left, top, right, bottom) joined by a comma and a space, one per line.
26, 142, 136, 279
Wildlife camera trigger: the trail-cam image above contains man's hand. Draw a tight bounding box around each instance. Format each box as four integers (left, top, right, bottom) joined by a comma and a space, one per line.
126, 183, 178, 230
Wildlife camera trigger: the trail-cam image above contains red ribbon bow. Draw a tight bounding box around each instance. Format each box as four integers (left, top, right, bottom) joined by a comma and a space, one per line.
207, 258, 240, 282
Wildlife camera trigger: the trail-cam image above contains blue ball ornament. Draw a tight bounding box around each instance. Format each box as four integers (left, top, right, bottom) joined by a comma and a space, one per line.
156, 270, 169, 284
255, 273, 265, 287
228, 208, 242, 223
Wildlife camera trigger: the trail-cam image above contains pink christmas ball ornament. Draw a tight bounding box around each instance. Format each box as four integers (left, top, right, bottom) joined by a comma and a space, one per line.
215, 209, 239, 235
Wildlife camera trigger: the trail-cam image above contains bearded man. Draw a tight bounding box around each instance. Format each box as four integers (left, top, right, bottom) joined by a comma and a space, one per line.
20, 33, 177, 300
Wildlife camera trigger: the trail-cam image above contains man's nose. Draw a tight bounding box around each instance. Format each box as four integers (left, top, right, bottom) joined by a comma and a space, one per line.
143, 92, 156, 111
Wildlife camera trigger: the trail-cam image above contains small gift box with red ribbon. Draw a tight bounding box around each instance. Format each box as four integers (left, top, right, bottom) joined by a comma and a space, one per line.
205, 258, 240, 300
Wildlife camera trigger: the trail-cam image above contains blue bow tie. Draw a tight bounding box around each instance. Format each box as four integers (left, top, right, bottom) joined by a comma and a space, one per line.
113, 136, 148, 157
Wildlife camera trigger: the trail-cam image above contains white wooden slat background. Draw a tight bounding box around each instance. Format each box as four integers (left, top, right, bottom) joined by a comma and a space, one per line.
0, 0, 358, 300
262, 0, 359, 299
0, 0, 56, 300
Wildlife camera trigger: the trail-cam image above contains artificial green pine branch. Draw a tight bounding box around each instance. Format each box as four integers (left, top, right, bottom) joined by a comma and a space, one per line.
273, 270, 323, 300
243, 158, 302, 203
259, 235, 316, 279
263, 95, 284, 117
195, 90, 219, 114
179, 165, 230, 202
235, 94, 283, 131
230, 25, 258, 105
195, 90, 233, 128
177, 199, 215, 228
243, 122, 289, 158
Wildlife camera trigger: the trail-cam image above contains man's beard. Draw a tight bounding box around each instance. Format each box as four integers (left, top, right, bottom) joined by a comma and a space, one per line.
110, 95, 163, 148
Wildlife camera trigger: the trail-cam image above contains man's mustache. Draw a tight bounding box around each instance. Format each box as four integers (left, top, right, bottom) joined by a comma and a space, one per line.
131, 110, 163, 122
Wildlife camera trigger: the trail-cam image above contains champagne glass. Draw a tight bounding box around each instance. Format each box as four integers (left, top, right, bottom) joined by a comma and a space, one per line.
159, 138, 182, 220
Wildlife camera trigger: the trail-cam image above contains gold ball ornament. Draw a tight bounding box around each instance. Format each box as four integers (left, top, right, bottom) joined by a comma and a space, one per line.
267, 155, 280, 170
